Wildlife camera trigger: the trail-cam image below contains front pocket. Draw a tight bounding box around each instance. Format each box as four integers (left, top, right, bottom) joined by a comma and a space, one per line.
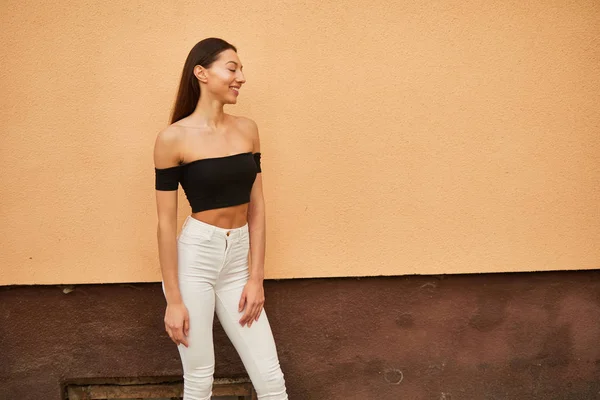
241, 230, 250, 248
177, 228, 212, 245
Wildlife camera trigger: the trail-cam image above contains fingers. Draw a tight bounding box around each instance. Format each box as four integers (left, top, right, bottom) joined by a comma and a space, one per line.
175, 327, 189, 347
238, 291, 248, 325
165, 323, 189, 347
238, 294, 246, 313
254, 300, 265, 323
165, 324, 179, 345
248, 303, 259, 327
164, 317, 189, 347
255, 306, 263, 321
239, 307, 251, 327
165, 325, 175, 343
239, 300, 264, 327
164, 304, 190, 347
183, 314, 190, 337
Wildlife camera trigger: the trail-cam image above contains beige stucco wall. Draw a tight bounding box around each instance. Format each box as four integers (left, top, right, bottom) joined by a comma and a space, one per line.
1, 1, 599, 285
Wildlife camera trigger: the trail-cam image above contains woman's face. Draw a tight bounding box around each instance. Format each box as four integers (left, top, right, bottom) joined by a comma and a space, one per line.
199, 49, 246, 104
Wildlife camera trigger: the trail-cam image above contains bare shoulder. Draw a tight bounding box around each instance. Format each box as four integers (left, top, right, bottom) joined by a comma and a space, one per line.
229, 115, 260, 151
153, 125, 185, 168
157, 124, 185, 141
235, 116, 258, 133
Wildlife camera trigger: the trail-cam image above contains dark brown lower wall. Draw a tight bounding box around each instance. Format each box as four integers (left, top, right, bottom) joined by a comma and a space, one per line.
1, 270, 600, 400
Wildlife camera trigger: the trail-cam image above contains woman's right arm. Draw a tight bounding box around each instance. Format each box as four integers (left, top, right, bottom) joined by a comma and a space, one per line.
154, 127, 189, 347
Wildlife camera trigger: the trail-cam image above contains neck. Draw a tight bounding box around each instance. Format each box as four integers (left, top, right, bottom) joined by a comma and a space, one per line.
189, 95, 226, 129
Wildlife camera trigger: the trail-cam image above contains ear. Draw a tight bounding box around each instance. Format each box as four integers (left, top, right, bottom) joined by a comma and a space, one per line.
194, 65, 208, 84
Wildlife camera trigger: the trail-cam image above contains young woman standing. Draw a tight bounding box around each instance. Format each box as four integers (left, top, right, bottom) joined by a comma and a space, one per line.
154, 38, 288, 400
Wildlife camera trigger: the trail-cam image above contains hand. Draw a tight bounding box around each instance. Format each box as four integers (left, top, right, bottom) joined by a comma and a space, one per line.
164, 302, 190, 347
238, 279, 265, 328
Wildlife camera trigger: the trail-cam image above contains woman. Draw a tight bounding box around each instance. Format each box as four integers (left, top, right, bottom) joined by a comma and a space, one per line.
153, 38, 288, 400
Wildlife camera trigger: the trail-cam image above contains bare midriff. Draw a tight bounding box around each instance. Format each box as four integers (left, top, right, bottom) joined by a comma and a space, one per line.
190, 203, 249, 229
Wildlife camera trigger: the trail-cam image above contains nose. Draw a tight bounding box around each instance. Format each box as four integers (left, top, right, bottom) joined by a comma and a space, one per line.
237, 71, 246, 84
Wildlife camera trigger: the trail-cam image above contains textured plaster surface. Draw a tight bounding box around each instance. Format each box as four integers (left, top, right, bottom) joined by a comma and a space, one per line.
1, 1, 599, 284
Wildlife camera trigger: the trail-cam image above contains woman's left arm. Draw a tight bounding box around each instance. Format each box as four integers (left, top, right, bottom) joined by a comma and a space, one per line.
238, 118, 266, 328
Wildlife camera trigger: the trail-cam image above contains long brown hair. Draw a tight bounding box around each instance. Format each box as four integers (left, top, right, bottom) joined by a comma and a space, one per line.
170, 38, 237, 124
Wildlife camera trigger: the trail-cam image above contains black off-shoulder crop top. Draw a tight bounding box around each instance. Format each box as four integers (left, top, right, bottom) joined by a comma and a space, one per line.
155, 152, 261, 213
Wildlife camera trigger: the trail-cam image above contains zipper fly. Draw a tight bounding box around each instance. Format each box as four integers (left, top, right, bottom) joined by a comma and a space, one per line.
219, 231, 233, 272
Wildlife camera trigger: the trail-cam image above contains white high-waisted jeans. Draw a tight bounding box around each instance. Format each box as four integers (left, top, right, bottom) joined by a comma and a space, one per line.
162, 215, 288, 400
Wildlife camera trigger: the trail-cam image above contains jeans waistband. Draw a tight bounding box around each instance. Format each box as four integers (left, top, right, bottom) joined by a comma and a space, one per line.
182, 215, 248, 240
